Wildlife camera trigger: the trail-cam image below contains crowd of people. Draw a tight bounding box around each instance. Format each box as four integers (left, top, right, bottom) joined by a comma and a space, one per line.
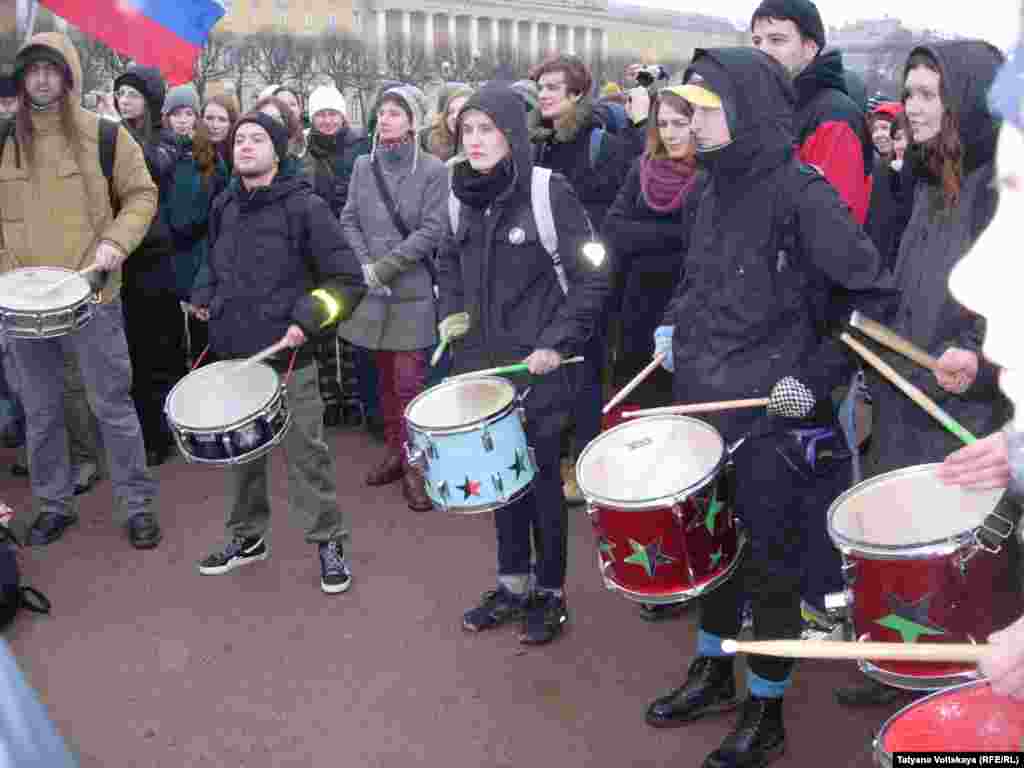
1, 0, 1024, 764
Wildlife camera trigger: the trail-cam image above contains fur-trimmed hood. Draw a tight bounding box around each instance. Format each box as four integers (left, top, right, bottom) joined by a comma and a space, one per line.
529, 93, 598, 144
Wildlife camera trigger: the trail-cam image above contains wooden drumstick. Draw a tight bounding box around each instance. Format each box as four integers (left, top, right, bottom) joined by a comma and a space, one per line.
849, 311, 940, 372
840, 333, 977, 445
238, 337, 292, 368
721, 638, 988, 663
445, 356, 584, 381
603, 353, 666, 415
622, 398, 770, 419
38, 264, 102, 295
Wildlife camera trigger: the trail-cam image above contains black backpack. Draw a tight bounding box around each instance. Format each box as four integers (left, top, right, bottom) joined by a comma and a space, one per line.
0, 527, 50, 631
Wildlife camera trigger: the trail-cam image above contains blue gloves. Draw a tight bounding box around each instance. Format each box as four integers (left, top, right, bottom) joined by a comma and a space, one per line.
654, 326, 674, 372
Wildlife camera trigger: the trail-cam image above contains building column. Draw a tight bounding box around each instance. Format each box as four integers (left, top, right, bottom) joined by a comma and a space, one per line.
423, 12, 434, 62
599, 27, 608, 68
377, 9, 387, 71
470, 15, 479, 56
548, 23, 557, 55
585, 26, 593, 66
530, 20, 539, 64
448, 14, 457, 58
567, 26, 576, 55
511, 19, 521, 58
402, 10, 412, 52
491, 18, 501, 56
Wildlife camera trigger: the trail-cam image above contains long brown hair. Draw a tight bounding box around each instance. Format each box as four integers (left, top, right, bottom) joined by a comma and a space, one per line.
905, 51, 962, 210
645, 91, 696, 166
203, 92, 239, 139
13, 81, 78, 169
163, 111, 219, 179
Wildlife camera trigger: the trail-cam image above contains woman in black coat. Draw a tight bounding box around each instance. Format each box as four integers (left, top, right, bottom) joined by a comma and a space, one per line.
605, 86, 703, 411
437, 83, 610, 646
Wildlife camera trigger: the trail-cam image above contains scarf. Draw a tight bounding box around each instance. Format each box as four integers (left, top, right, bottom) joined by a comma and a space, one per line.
640, 156, 697, 214
452, 158, 514, 210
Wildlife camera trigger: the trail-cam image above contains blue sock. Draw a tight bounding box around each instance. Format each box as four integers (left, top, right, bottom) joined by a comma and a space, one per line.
748, 671, 791, 699
697, 630, 728, 658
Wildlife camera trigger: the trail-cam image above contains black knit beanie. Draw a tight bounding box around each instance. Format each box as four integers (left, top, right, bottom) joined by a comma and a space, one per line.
0, 76, 16, 99
751, 0, 826, 52
233, 111, 290, 162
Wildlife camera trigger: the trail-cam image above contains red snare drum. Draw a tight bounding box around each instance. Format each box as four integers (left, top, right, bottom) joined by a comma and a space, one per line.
874, 680, 1024, 766
828, 464, 1021, 690
576, 415, 746, 605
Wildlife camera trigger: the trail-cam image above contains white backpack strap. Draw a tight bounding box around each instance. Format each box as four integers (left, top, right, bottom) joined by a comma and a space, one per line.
448, 188, 460, 237
530, 167, 567, 295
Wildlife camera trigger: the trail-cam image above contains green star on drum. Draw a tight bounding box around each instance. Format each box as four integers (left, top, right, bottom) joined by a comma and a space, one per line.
710, 548, 723, 568
624, 538, 675, 579
875, 594, 947, 643
705, 497, 723, 535
508, 450, 526, 479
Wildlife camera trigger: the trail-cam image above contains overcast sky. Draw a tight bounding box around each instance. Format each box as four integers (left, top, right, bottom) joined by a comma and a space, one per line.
623, 1, 1021, 51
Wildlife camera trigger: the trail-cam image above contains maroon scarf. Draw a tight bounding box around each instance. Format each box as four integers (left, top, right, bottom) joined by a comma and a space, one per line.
640, 156, 697, 214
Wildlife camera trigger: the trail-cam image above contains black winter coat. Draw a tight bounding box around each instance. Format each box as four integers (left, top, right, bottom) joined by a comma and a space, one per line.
530, 98, 631, 232
299, 127, 370, 218
665, 48, 888, 444
868, 40, 1010, 475
195, 175, 363, 362
439, 84, 611, 417
604, 158, 701, 372
864, 156, 914, 272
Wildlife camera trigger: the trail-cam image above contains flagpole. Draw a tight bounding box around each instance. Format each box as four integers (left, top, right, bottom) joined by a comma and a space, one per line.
22, 0, 40, 46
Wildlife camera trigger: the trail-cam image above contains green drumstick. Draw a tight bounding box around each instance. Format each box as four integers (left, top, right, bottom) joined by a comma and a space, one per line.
446, 356, 585, 381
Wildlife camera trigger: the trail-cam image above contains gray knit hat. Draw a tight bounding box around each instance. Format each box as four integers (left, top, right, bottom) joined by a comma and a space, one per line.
162, 84, 200, 116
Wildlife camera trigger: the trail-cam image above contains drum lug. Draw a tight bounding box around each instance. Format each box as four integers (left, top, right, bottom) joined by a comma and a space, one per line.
670, 502, 686, 523
527, 447, 538, 473
481, 429, 494, 453
436, 480, 449, 513
405, 442, 427, 471
427, 441, 439, 460
840, 556, 857, 586
823, 589, 852, 622
516, 407, 527, 429
491, 473, 506, 502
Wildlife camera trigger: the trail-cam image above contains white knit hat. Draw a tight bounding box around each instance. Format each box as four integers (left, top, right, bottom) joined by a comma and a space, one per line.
257, 83, 281, 103
308, 85, 347, 119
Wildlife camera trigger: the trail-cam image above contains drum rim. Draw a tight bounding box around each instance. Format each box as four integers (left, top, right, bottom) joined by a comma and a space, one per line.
872, 679, 991, 765
858, 655, 980, 692
164, 360, 283, 431
826, 463, 1003, 559
576, 415, 726, 509
404, 376, 516, 434
0, 266, 93, 312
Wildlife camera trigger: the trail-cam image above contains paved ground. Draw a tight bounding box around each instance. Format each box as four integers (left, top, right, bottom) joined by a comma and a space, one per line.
0, 426, 912, 768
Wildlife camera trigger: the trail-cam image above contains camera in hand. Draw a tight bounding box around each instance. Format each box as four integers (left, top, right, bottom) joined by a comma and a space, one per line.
635, 65, 668, 87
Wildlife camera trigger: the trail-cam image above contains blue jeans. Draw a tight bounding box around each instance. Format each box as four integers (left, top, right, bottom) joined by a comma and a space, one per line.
8, 301, 157, 526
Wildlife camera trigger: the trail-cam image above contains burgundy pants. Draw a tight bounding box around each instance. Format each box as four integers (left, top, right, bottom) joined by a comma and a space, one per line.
375, 350, 427, 461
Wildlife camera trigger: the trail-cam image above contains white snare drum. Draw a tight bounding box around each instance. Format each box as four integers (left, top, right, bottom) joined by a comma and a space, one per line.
0, 267, 95, 339
164, 361, 292, 465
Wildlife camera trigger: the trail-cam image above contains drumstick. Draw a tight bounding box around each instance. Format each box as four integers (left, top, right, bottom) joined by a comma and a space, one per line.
721, 638, 988, 663
238, 338, 292, 368
602, 353, 666, 415
446, 356, 585, 381
849, 311, 940, 372
430, 338, 449, 367
621, 398, 769, 419
840, 333, 977, 445
38, 264, 102, 295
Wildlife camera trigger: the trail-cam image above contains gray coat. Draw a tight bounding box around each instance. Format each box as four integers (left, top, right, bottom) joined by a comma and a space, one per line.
338, 142, 447, 351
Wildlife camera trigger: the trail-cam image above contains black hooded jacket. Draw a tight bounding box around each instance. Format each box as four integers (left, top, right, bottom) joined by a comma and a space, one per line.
869, 40, 1010, 475
793, 49, 873, 224
113, 65, 179, 295
194, 175, 364, 362
438, 83, 611, 413
663, 48, 887, 443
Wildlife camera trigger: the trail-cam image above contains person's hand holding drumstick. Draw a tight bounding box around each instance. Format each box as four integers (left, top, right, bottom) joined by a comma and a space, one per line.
934, 347, 979, 394
92, 240, 127, 271
980, 613, 1024, 699
284, 324, 307, 348
524, 348, 562, 375
937, 430, 1011, 489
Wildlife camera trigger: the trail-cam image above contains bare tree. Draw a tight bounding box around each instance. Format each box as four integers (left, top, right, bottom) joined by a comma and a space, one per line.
283, 37, 318, 102
192, 33, 236, 101
67, 26, 130, 97
317, 31, 379, 124
383, 31, 430, 87
247, 30, 292, 88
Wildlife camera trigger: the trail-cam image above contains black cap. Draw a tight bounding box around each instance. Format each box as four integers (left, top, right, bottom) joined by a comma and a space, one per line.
233, 111, 290, 162
751, 0, 826, 52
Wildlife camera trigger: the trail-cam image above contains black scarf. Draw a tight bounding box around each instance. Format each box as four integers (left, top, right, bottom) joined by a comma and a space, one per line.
309, 128, 347, 159
451, 157, 514, 211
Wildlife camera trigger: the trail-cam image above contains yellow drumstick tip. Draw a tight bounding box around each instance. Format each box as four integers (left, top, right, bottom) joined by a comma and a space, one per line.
721, 639, 739, 654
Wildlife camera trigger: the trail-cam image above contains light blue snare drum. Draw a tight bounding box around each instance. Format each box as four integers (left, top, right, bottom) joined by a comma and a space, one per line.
405, 376, 536, 514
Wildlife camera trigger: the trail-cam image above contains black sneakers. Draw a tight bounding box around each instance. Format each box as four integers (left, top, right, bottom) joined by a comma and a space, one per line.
318, 540, 352, 594
520, 591, 569, 645
197, 535, 269, 575
463, 586, 528, 632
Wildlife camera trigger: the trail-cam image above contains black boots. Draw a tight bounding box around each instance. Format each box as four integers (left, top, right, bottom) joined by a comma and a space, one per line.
645, 656, 738, 727
703, 695, 786, 768
645, 657, 786, 768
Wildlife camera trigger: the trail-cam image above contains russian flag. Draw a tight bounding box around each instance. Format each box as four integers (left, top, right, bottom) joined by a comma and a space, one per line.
39, 0, 225, 85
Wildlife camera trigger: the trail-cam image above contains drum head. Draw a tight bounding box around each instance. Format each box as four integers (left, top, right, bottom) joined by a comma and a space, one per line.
828, 464, 1004, 550
166, 361, 280, 430
405, 376, 515, 431
0, 267, 91, 310
877, 680, 1024, 756
577, 415, 724, 507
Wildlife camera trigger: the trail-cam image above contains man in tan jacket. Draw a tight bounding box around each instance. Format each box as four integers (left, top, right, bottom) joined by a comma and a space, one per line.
0, 32, 162, 548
